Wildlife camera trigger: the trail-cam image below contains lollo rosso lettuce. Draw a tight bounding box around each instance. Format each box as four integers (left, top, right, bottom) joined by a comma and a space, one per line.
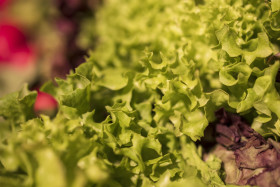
212, 109, 280, 186
0, 0, 280, 186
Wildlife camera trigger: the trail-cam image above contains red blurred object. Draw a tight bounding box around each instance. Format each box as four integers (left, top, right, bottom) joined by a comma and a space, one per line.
0, 23, 35, 68
34, 90, 58, 112
0, 0, 8, 8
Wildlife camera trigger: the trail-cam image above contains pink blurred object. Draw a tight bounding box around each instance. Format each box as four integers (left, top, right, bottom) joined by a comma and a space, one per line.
0, 0, 8, 8
34, 90, 58, 112
0, 23, 35, 68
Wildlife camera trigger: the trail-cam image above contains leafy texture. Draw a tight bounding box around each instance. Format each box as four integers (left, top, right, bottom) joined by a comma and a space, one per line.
213, 109, 280, 187
0, 0, 280, 186
0, 84, 37, 124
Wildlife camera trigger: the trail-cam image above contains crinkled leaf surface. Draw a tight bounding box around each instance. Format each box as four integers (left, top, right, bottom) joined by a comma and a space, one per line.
1, 0, 280, 186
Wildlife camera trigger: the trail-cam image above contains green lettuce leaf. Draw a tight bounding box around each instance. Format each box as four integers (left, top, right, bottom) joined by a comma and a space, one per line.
1, 0, 280, 186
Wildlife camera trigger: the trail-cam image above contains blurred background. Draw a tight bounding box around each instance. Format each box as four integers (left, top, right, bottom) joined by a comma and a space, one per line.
0, 0, 101, 113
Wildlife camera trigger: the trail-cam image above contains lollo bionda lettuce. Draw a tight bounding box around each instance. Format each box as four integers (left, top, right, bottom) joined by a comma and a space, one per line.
0, 0, 280, 186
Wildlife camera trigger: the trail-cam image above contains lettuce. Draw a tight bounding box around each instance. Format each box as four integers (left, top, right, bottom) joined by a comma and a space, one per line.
0, 0, 280, 186
213, 109, 280, 186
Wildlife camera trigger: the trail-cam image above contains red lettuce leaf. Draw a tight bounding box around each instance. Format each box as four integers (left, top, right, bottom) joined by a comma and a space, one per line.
213, 109, 280, 187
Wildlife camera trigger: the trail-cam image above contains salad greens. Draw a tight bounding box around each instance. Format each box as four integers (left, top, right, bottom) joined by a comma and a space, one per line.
0, 0, 280, 186
213, 109, 280, 186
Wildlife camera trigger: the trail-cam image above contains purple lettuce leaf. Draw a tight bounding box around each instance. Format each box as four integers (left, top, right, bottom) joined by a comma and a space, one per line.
212, 109, 280, 187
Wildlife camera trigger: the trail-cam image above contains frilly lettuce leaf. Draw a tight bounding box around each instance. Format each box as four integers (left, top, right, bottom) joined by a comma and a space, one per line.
0, 84, 37, 124
0, 0, 280, 186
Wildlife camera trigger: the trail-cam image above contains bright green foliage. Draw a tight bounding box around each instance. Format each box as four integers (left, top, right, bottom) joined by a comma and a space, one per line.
0, 0, 280, 186
0, 84, 37, 124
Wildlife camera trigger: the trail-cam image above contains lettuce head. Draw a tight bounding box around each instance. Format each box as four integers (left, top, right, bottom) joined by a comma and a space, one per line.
0, 0, 280, 186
